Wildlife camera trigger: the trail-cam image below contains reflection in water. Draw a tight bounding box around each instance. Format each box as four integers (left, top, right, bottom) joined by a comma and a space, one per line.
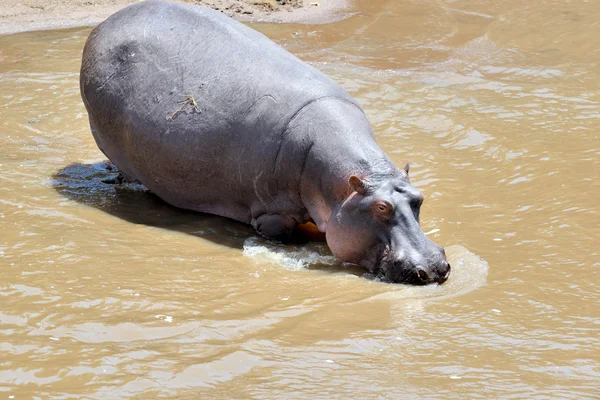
52, 162, 253, 250
1, 0, 599, 398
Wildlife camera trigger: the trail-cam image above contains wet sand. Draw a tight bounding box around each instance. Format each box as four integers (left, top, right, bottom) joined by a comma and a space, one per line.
0, 0, 351, 35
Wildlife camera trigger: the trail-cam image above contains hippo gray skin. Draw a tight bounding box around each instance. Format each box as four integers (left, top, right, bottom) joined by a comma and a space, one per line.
80, 0, 451, 285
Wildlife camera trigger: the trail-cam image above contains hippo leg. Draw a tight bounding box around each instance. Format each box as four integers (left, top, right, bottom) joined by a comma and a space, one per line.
252, 214, 298, 243
100, 160, 141, 186
101, 171, 141, 185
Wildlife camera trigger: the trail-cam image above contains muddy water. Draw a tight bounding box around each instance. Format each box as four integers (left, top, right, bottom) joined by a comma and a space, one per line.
1, 0, 599, 397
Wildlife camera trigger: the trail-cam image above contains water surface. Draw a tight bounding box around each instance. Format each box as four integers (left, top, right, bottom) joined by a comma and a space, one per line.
1, 0, 599, 398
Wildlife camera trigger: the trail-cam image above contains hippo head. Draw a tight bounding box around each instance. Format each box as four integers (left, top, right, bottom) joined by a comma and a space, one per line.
325, 164, 450, 285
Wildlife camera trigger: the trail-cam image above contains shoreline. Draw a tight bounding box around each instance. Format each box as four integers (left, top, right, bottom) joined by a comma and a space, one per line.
0, 0, 352, 36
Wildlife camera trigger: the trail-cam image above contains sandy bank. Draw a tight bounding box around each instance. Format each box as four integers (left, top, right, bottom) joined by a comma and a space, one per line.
0, 0, 351, 35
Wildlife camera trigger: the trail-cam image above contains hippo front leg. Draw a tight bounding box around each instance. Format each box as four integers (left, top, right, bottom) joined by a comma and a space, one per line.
252, 214, 298, 243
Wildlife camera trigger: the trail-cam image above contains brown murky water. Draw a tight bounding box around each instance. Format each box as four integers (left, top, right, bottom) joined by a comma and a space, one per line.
1, 0, 599, 398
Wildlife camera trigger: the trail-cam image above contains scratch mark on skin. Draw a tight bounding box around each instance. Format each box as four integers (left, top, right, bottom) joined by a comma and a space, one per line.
95, 70, 118, 92
238, 163, 243, 184
299, 140, 315, 202
144, 100, 163, 117
244, 95, 277, 117
253, 171, 269, 210
153, 56, 183, 74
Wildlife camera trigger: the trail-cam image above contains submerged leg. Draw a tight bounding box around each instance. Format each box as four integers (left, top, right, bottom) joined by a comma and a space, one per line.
101, 160, 141, 185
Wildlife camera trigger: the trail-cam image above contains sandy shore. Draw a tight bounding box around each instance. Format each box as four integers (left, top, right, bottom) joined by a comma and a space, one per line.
0, 0, 351, 35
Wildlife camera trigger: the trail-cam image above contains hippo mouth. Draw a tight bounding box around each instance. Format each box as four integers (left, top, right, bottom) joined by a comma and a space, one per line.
361, 246, 394, 283
366, 265, 451, 285
363, 269, 392, 283
365, 247, 451, 285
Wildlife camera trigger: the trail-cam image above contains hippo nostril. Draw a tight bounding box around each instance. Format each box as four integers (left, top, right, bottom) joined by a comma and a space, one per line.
444, 264, 451, 279
436, 263, 451, 284
415, 267, 430, 284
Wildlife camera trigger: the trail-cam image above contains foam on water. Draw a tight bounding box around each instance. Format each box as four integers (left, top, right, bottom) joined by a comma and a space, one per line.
242, 237, 339, 271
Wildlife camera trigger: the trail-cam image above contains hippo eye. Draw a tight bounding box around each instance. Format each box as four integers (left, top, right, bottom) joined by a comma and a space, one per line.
374, 201, 392, 216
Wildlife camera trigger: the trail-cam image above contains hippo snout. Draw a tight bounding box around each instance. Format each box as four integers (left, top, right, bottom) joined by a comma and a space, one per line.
414, 261, 451, 285
386, 256, 451, 285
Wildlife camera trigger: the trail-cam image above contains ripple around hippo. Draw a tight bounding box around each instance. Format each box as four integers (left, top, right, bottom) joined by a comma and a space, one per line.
242, 238, 489, 300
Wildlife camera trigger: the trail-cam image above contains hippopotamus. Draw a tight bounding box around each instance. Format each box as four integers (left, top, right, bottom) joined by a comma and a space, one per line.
80, 0, 451, 284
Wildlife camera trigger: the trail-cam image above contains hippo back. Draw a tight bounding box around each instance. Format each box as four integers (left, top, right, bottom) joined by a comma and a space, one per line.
80, 0, 360, 220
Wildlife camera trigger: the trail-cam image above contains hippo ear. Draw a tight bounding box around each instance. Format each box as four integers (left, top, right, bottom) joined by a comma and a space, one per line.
404, 162, 410, 174
349, 175, 368, 195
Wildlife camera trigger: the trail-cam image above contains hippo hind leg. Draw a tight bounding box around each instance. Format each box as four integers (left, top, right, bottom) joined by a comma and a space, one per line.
252, 214, 299, 243
101, 161, 141, 185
